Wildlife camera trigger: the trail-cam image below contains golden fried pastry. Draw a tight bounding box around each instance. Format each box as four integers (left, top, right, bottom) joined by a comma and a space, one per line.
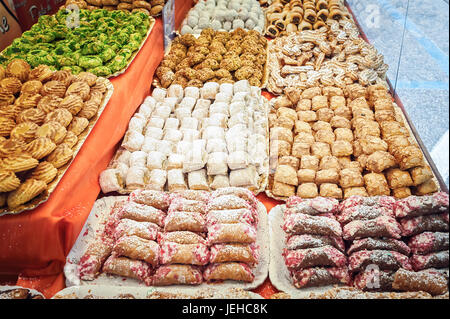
44, 108, 73, 127
51, 70, 74, 87
16, 108, 46, 125
0, 170, 21, 192
385, 168, 413, 189
7, 178, 47, 209
0, 77, 22, 95
40, 80, 67, 98
364, 173, 390, 196
14, 93, 42, 109
297, 182, 319, 198
409, 166, 433, 186
63, 131, 78, 148
272, 180, 296, 198
339, 168, 364, 188
392, 187, 412, 199
10, 122, 39, 143
393, 145, 424, 170
29, 65, 53, 82
0, 154, 39, 173
274, 165, 298, 186
343, 187, 368, 199
59, 95, 84, 115
6, 59, 31, 82
0, 139, 26, 157
21, 80, 43, 95
46, 143, 74, 168
36, 121, 67, 144
75, 72, 97, 87
0, 117, 16, 136
297, 169, 316, 183
25, 137, 57, 160
365, 151, 396, 173
65, 81, 91, 101
68, 116, 89, 136
30, 161, 58, 184
37, 95, 63, 114
320, 183, 342, 199
414, 179, 438, 196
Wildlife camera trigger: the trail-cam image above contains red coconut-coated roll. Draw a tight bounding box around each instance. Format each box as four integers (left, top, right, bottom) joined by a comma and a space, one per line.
206, 208, 255, 226
339, 195, 396, 211
286, 234, 345, 252
113, 218, 159, 241
286, 196, 340, 214
337, 205, 395, 224
408, 232, 449, 255
152, 265, 203, 286
394, 192, 449, 218
104, 200, 128, 237
210, 243, 258, 264
207, 195, 252, 211
353, 269, 396, 291
343, 216, 402, 240
157, 231, 206, 245
347, 238, 411, 256
203, 262, 255, 283
392, 268, 448, 296
283, 246, 347, 270
291, 267, 351, 289
411, 251, 449, 271
400, 213, 449, 237
164, 211, 206, 233
170, 190, 210, 202
112, 235, 160, 267
102, 256, 153, 285
211, 187, 257, 207
78, 237, 114, 281
283, 213, 342, 237
348, 250, 412, 273
207, 223, 257, 244
129, 189, 170, 211
168, 198, 207, 215
159, 242, 210, 266
119, 201, 166, 227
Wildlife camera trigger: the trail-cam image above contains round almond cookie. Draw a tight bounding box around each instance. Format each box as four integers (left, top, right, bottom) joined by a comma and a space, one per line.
44, 108, 73, 127
29, 65, 53, 83
63, 131, 78, 148
0, 104, 21, 119
7, 178, 47, 209
25, 137, 57, 160
0, 139, 26, 157
36, 121, 67, 145
16, 108, 46, 125
0, 170, 21, 192
0, 154, 39, 173
6, 59, 31, 82
59, 95, 84, 115
0, 77, 22, 95
117, 2, 133, 10
30, 161, 58, 184
21, 80, 43, 95
133, 1, 152, 10
51, 70, 74, 87
68, 116, 89, 136
46, 143, 74, 168
74, 72, 97, 87
14, 93, 42, 109
0, 117, 15, 137
37, 95, 62, 114
65, 81, 90, 101
10, 122, 39, 143
77, 99, 99, 120
40, 80, 66, 98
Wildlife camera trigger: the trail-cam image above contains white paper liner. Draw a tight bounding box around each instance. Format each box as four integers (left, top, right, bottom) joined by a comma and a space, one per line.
268, 204, 345, 299
52, 285, 263, 299
65, 195, 269, 292
0, 285, 45, 299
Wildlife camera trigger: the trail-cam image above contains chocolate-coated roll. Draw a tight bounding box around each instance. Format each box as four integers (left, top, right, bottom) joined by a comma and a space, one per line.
292, 267, 351, 288
392, 268, 448, 296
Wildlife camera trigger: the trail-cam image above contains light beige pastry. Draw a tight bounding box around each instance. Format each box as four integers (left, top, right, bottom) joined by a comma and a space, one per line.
25, 137, 57, 160
0, 170, 21, 192
36, 121, 67, 144
7, 178, 47, 209
0, 154, 39, 173
30, 161, 58, 184
46, 143, 74, 168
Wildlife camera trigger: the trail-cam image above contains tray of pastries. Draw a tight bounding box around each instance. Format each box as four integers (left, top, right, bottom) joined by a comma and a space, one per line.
0, 9, 155, 79
180, 0, 266, 36
53, 285, 263, 299
153, 28, 268, 89
0, 59, 113, 216
269, 193, 449, 299
63, 0, 167, 17
64, 187, 269, 291
0, 286, 45, 299
100, 80, 269, 194
266, 83, 442, 201
265, 0, 353, 37
266, 20, 388, 95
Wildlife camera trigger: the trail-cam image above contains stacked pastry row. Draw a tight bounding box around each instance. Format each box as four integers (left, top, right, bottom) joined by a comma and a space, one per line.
280, 193, 449, 295
0, 60, 108, 210
100, 80, 268, 194
64, 0, 166, 16
267, 83, 438, 201
154, 29, 268, 88
265, 0, 351, 37
267, 21, 388, 95
181, 0, 265, 35
78, 188, 261, 285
